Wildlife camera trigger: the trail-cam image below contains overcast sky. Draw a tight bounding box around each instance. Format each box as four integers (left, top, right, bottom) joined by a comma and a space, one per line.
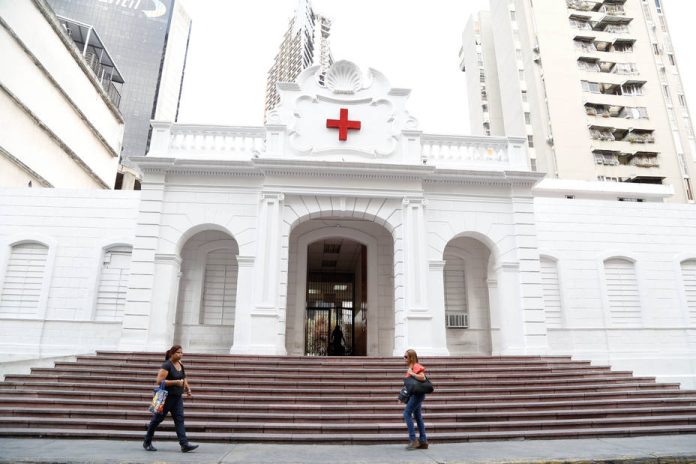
176, 0, 696, 135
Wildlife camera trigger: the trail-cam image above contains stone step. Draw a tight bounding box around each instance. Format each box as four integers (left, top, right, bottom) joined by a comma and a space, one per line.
9, 370, 650, 385
0, 378, 670, 396
2, 405, 695, 423
2, 424, 695, 443
1, 415, 695, 434
42, 363, 621, 377
94, 351, 577, 362
73, 357, 600, 370
1, 352, 693, 443
2, 389, 694, 411
23, 370, 649, 387
2, 395, 696, 417
1, 384, 688, 404
28, 370, 630, 384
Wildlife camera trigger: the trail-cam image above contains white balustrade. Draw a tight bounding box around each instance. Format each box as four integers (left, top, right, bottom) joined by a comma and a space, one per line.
150, 122, 529, 171
421, 134, 526, 170
165, 124, 266, 160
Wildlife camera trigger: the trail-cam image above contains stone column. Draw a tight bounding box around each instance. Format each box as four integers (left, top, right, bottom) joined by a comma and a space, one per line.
426, 260, 450, 355
494, 262, 526, 355
146, 253, 182, 350
230, 256, 255, 353
119, 171, 166, 351
230, 192, 286, 355
399, 197, 446, 355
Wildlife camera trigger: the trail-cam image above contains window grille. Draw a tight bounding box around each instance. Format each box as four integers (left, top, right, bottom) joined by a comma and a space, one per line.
95, 246, 132, 321
0, 242, 48, 317
446, 311, 469, 328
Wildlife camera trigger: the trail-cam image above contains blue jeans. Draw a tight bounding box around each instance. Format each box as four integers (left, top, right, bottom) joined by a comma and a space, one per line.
145, 393, 189, 445
403, 393, 427, 443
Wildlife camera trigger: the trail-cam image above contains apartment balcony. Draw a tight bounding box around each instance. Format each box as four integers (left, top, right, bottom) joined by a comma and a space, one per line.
591, 136, 656, 155
586, 114, 653, 132
57, 16, 124, 109
595, 163, 664, 181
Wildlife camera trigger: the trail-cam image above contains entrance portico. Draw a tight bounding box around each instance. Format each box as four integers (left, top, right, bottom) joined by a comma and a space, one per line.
122, 60, 545, 358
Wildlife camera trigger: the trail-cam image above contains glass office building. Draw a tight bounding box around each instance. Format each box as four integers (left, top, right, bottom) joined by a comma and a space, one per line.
47, 0, 192, 158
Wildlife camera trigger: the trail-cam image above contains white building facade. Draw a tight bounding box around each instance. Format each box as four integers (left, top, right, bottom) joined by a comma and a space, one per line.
1, 62, 695, 387
0, 0, 124, 189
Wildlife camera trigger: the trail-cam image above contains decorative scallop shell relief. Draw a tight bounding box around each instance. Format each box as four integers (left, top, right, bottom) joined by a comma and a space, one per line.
325, 61, 363, 94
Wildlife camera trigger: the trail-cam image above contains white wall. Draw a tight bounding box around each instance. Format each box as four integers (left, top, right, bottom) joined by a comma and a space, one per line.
1, 186, 695, 388
0, 188, 140, 360
0, 0, 123, 188
535, 197, 696, 388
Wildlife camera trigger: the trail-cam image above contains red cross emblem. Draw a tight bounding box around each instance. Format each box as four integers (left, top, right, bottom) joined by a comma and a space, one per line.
326, 108, 361, 141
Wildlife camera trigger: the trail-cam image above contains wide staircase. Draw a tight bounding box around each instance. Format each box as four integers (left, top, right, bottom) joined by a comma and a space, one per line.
0, 352, 695, 443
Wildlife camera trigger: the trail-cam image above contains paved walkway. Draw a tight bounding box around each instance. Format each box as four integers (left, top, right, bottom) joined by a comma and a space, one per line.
0, 435, 695, 463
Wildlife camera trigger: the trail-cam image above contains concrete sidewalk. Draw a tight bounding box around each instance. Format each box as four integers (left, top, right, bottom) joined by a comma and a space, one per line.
0, 435, 695, 464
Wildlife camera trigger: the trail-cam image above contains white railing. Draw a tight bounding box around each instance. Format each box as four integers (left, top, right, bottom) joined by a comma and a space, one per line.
149, 122, 266, 159
421, 134, 527, 170
148, 123, 529, 171
169, 125, 265, 156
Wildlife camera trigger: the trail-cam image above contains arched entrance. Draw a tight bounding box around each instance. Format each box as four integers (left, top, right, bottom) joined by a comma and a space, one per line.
442, 236, 494, 355
173, 229, 239, 353
285, 219, 395, 356
304, 238, 366, 356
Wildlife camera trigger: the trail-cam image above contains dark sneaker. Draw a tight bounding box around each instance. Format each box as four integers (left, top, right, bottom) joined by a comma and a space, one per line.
419, 441, 429, 449
405, 441, 420, 450
181, 443, 199, 453
142, 441, 157, 452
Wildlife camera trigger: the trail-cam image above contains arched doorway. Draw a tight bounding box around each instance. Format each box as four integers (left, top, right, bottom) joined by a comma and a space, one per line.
304, 238, 366, 356
174, 229, 239, 353
285, 219, 394, 356
442, 236, 494, 355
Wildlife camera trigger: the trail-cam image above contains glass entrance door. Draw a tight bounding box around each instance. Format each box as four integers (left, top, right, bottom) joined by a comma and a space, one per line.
305, 273, 354, 356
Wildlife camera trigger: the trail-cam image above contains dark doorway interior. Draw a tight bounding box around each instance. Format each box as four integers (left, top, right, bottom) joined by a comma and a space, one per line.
304, 239, 367, 356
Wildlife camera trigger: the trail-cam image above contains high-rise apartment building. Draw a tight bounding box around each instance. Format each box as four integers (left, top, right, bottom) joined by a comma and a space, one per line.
462, 0, 696, 203
264, 0, 333, 118
47, 0, 192, 158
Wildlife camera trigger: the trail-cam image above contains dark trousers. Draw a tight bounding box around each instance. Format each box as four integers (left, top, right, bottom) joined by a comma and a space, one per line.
144, 393, 189, 445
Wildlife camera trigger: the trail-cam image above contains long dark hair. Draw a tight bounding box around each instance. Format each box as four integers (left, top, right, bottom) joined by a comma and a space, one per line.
165, 345, 182, 361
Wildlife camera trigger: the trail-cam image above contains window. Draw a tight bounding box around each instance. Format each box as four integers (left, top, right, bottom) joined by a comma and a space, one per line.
528, 135, 534, 147
541, 257, 562, 328
444, 258, 469, 329
663, 85, 671, 101
604, 258, 642, 327
581, 80, 601, 93
668, 54, 676, 66
521, 90, 528, 102
682, 260, 696, 325
0, 242, 48, 317
678, 94, 687, 107
200, 248, 238, 325
622, 83, 644, 96
95, 246, 132, 321
524, 112, 531, 124
613, 41, 633, 53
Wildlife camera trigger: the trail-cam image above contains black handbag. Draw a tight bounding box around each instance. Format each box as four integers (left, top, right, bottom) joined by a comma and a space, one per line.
405, 375, 434, 395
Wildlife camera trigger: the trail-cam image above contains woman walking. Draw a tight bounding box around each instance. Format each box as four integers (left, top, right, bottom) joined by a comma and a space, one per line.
143, 345, 199, 453
403, 349, 429, 450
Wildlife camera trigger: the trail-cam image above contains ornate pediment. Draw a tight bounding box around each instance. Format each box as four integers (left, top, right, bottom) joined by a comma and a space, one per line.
269, 61, 419, 162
